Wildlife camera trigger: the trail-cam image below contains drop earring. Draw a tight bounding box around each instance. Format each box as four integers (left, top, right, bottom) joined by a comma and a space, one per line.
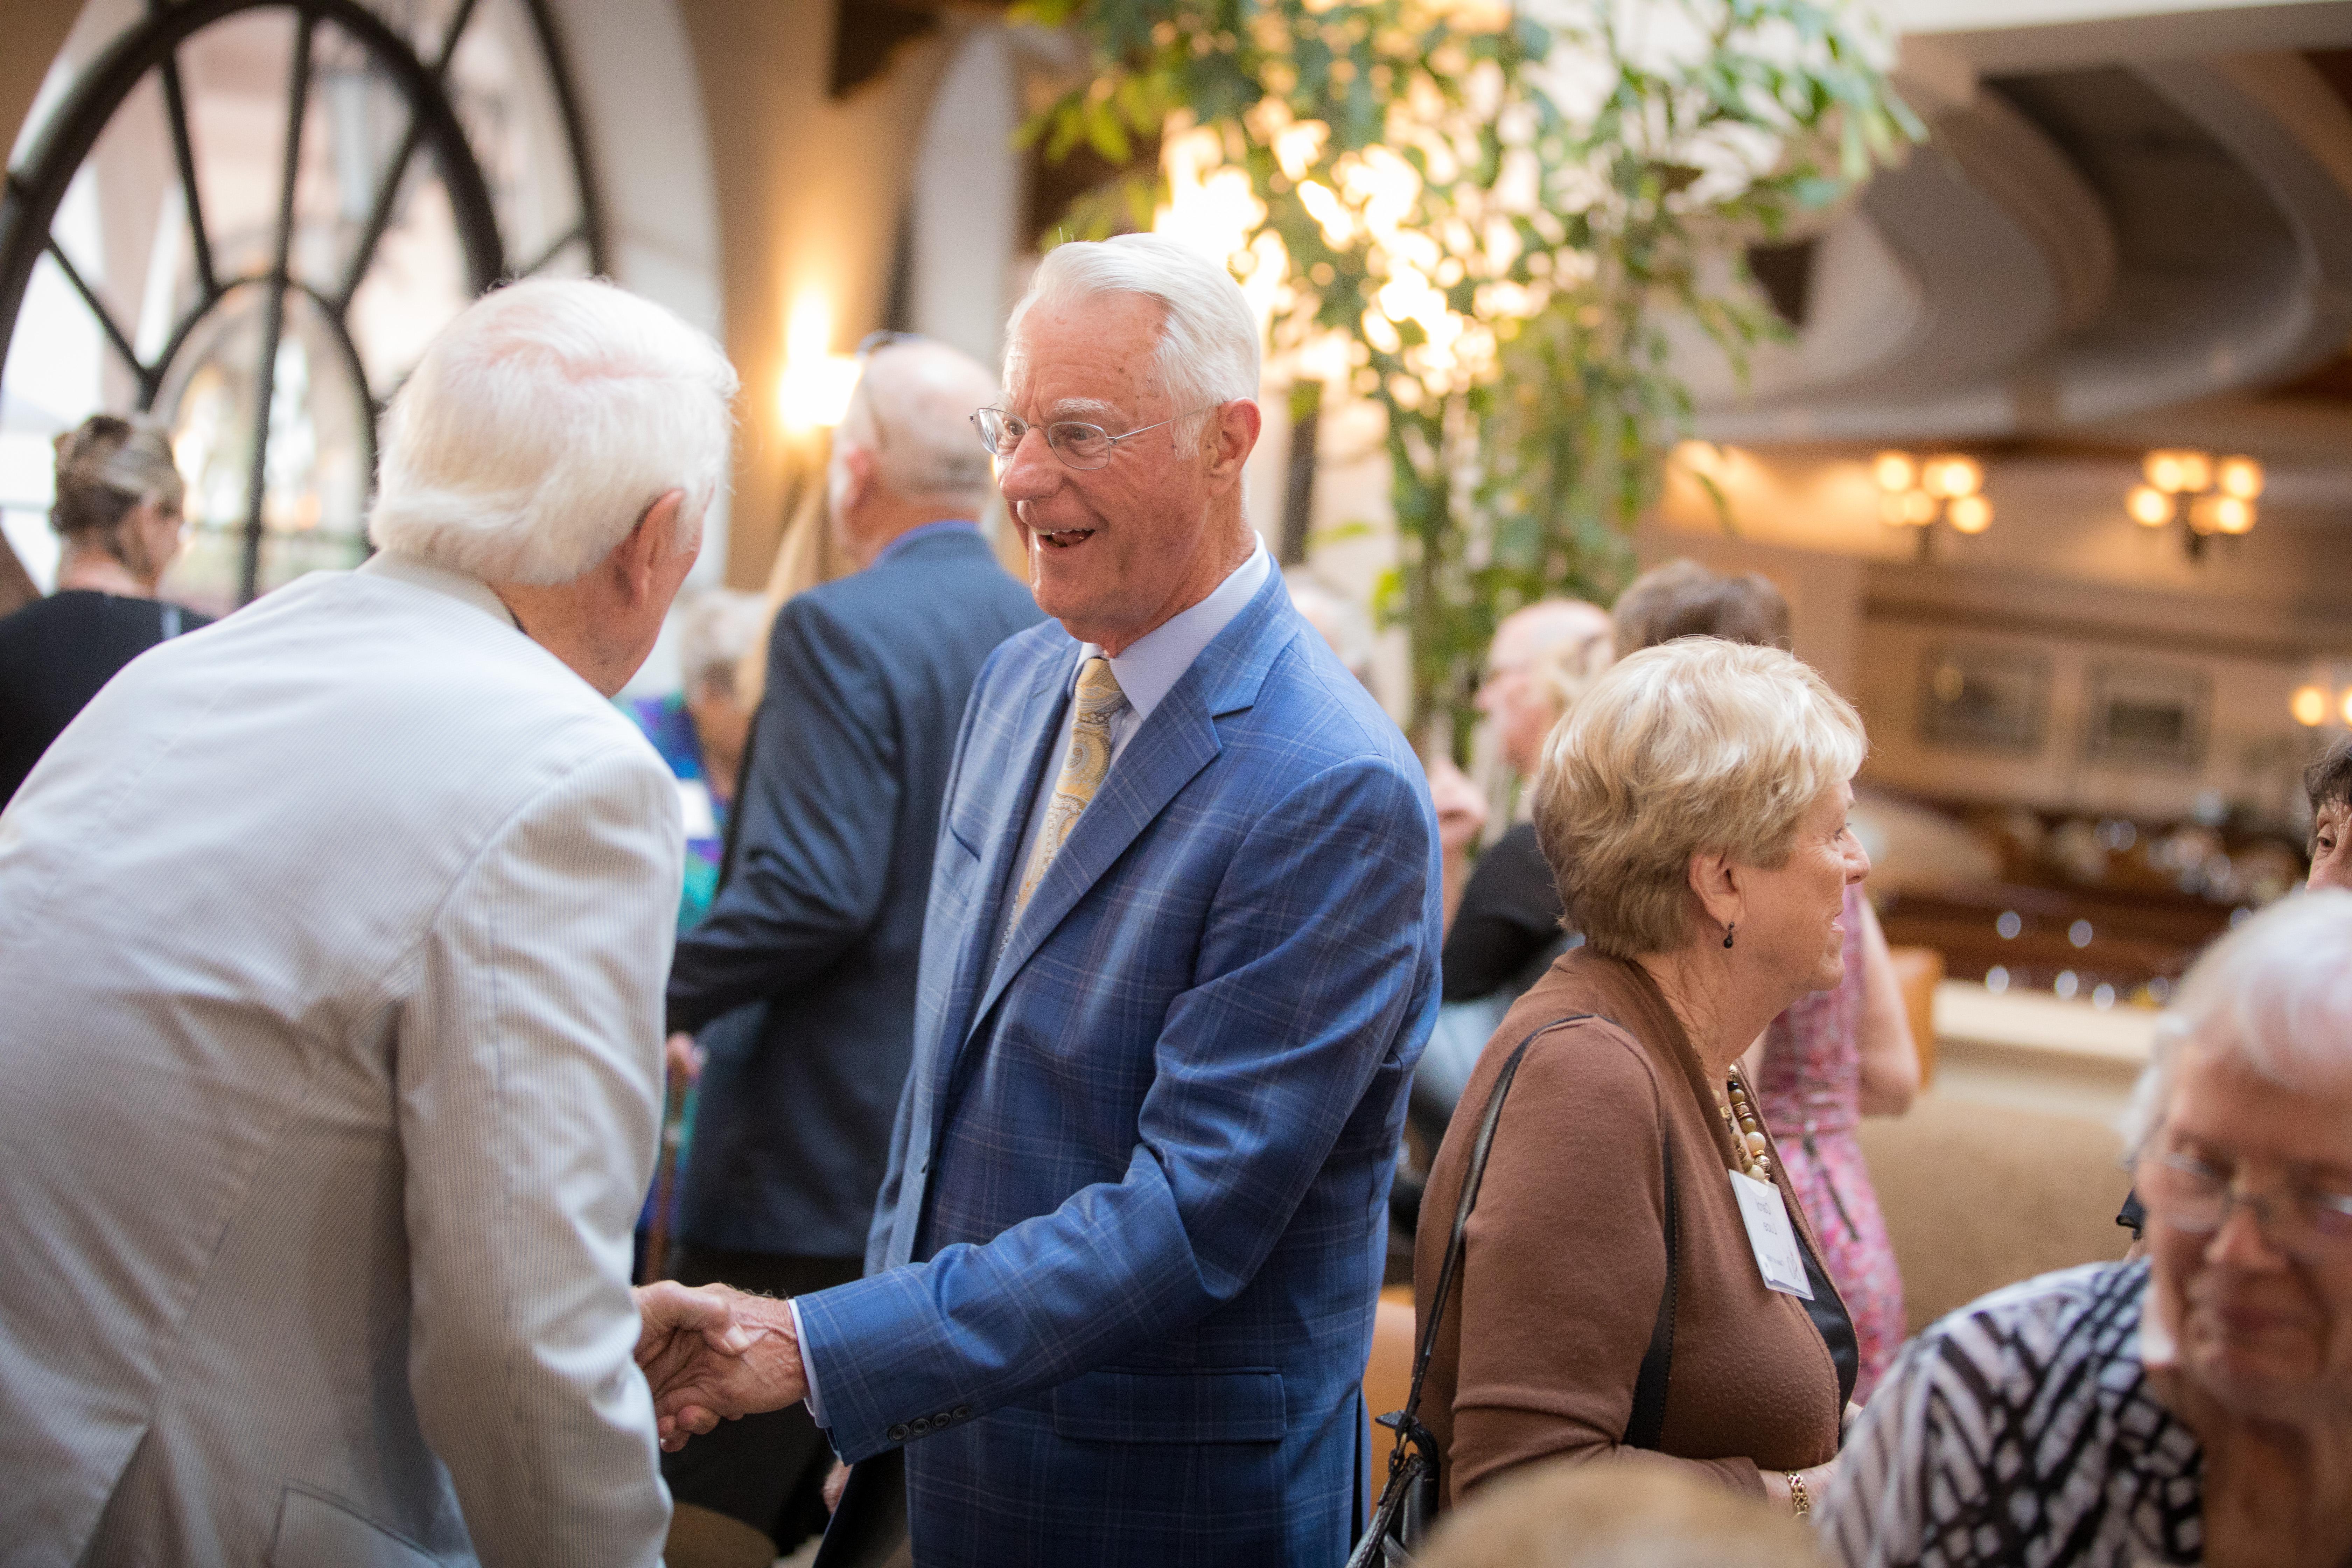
1722, 923, 1736, 950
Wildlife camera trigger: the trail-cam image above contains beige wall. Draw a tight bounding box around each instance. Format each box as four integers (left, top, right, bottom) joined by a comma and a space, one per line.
675, 0, 952, 590
0, 2, 80, 156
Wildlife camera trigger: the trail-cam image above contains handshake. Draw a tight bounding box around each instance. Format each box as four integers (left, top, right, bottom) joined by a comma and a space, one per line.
631, 1281, 810, 1451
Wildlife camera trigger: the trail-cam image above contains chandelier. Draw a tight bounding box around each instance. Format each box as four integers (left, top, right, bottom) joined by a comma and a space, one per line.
1874, 451, 1990, 557
2126, 450, 2261, 556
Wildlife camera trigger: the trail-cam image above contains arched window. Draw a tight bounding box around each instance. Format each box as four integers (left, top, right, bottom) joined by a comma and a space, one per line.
0, 0, 602, 609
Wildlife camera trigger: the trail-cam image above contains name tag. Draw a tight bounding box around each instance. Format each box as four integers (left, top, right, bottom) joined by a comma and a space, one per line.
1730, 1170, 1814, 1300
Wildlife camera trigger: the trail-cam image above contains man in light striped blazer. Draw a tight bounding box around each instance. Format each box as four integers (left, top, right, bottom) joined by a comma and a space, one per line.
0, 280, 749, 1567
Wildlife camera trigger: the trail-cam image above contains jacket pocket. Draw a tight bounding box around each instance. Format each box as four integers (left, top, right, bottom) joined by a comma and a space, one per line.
1049, 1366, 1287, 1444
268, 1486, 441, 1567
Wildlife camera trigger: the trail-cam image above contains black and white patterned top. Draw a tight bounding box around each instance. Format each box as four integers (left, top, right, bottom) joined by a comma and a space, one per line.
1820, 1261, 2204, 1568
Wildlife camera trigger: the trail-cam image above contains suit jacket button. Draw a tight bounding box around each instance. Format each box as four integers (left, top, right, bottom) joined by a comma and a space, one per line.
952, 1405, 971, 1419
910, 1416, 932, 1435
934, 1410, 954, 1427
887, 1423, 910, 1442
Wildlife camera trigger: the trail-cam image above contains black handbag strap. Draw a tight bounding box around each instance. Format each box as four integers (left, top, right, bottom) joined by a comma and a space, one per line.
1395, 1011, 1680, 1458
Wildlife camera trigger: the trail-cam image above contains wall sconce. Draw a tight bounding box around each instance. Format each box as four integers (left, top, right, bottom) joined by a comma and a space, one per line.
2292, 682, 2352, 729
1875, 450, 1990, 557
2127, 449, 2260, 557
776, 293, 861, 433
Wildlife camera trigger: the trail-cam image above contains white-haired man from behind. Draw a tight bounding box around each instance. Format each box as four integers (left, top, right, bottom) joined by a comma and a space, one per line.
0, 278, 755, 1568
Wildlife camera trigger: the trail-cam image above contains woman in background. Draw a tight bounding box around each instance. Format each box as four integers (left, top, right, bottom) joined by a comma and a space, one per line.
0, 415, 206, 804
628, 586, 770, 929
1615, 559, 1918, 1399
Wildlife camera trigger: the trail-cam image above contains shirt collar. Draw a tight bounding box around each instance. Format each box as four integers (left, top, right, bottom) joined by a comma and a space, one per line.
1075, 539, 1270, 726
357, 551, 519, 629
873, 519, 980, 567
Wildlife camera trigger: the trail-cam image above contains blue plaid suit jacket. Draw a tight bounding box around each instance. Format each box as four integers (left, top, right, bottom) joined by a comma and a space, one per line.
794, 568, 1441, 1566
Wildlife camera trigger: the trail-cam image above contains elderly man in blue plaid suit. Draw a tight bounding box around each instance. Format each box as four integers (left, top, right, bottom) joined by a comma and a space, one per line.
662, 233, 1441, 1566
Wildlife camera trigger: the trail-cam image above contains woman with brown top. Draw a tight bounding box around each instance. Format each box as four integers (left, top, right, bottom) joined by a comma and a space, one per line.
1415, 637, 1867, 1519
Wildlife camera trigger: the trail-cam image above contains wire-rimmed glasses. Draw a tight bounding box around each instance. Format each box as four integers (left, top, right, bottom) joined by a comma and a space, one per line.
2139, 1148, 2352, 1259
971, 405, 1223, 472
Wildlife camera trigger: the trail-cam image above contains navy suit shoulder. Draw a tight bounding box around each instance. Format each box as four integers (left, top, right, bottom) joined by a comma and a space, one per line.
668, 527, 1042, 1260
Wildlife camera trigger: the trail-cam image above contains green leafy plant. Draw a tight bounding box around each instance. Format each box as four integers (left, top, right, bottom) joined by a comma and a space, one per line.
1017, 0, 1920, 754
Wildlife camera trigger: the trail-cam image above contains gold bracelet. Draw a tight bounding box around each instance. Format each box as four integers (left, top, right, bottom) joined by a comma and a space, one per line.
1786, 1470, 1811, 1519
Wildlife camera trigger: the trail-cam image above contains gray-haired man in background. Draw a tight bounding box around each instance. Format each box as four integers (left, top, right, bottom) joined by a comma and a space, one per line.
659, 338, 1042, 1564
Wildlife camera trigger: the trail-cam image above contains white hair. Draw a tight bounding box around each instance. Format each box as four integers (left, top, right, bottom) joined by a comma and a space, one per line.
2121, 889, 2352, 1154
368, 278, 738, 584
836, 341, 999, 506
1005, 233, 1260, 435
672, 587, 770, 695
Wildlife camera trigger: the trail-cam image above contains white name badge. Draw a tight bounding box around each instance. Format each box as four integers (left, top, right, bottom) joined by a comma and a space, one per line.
1730, 1170, 1815, 1300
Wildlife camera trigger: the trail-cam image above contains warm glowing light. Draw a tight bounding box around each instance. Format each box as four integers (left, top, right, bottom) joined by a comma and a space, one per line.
2292, 685, 2330, 727
2176, 450, 2214, 493
1897, 490, 1939, 526
1948, 494, 1993, 534
2343, 688, 2352, 727
2217, 455, 2264, 499
2186, 496, 2225, 535
2126, 485, 2173, 527
1872, 451, 1917, 493
2212, 495, 2255, 535
2145, 450, 2193, 494
777, 293, 860, 430
1922, 454, 1982, 499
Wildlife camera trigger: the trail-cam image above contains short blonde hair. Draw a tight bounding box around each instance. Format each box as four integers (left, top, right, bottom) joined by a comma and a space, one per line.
1419, 1458, 1826, 1568
1535, 639, 1865, 957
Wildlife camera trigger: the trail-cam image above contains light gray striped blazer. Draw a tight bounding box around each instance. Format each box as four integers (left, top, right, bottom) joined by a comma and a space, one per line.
0, 553, 683, 1567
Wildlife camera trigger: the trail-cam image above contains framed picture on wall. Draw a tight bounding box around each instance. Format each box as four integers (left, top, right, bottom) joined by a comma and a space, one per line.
2082, 663, 2210, 771
1919, 646, 2050, 753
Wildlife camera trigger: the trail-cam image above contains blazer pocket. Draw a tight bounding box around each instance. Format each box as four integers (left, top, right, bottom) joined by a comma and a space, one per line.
1049, 1366, 1287, 1444
269, 1486, 441, 1568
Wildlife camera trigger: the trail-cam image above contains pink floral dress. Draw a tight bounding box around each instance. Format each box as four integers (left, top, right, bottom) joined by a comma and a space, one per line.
1756, 883, 1906, 1402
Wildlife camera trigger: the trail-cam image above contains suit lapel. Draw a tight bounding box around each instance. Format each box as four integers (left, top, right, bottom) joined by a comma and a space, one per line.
969, 688, 1220, 1038
940, 641, 1077, 1051
964, 570, 1303, 1043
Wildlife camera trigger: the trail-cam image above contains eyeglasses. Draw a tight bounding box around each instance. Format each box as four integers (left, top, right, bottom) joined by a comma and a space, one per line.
2140, 1149, 2352, 1259
971, 404, 1224, 472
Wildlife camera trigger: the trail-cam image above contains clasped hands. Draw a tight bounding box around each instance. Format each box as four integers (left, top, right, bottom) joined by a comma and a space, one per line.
631, 1280, 809, 1452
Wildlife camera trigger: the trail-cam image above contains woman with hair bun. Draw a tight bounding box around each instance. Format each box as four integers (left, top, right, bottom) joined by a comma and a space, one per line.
0, 414, 208, 803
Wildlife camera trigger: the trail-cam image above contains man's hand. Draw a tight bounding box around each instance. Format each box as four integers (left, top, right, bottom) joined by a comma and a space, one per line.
665, 1030, 704, 1086
823, 1460, 852, 1513
643, 1284, 808, 1438
632, 1280, 752, 1451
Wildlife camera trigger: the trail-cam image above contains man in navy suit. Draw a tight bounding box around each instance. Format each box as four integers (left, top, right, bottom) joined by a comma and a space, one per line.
658, 339, 1042, 1559
660, 235, 1442, 1566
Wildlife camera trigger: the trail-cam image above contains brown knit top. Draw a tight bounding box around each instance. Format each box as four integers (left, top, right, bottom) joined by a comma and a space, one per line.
1413, 948, 1850, 1504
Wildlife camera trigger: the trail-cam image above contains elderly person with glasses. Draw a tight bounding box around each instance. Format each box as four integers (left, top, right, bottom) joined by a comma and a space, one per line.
1415, 637, 1862, 1520
1825, 888, 2352, 1568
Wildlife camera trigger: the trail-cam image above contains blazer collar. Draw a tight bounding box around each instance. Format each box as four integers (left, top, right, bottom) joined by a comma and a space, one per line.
357, 551, 519, 630
964, 567, 1304, 1040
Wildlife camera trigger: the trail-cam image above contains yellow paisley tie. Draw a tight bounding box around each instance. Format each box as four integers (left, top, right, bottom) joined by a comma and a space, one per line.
1010, 655, 1125, 920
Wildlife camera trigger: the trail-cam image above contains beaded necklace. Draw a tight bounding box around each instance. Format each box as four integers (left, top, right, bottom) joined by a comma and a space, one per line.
1714, 1065, 1772, 1181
